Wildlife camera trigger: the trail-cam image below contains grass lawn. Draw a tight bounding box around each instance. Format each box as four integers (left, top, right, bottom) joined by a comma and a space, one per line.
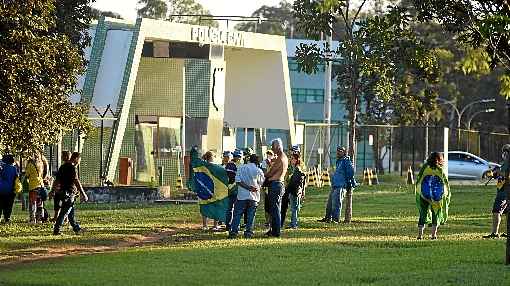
1, 181, 509, 285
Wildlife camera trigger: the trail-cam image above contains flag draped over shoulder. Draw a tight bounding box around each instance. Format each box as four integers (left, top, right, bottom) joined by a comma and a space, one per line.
187, 148, 229, 222
415, 164, 451, 225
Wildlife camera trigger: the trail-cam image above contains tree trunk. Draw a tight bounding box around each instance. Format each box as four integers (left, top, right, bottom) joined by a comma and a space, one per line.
344, 94, 358, 223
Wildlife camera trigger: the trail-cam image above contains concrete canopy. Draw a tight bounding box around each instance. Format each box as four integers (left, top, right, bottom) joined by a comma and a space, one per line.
84, 18, 295, 181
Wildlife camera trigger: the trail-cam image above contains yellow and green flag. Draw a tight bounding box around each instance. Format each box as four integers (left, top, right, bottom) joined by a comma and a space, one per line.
415, 164, 451, 225
188, 148, 230, 221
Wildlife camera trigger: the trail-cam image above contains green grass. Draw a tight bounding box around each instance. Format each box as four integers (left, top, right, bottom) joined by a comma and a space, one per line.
1, 183, 509, 285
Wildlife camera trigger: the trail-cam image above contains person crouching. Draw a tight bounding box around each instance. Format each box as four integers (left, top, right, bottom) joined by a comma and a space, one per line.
228, 154, 265, 239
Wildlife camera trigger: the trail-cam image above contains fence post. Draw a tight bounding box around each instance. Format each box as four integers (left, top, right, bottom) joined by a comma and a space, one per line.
400, 126, 404, 176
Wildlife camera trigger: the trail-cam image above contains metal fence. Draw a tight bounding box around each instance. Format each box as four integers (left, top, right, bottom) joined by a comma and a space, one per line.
297, 123, 510, 174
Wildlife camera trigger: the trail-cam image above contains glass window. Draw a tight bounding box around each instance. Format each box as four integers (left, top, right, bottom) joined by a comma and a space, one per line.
158, 117, 182, 157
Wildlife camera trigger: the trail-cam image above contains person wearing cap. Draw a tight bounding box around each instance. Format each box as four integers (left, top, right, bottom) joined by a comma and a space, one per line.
318, 146, 355, 223
222, 151, 232, 167
281, 145, 302, 226
224, 149, 243, 231
483, 144, 510, 238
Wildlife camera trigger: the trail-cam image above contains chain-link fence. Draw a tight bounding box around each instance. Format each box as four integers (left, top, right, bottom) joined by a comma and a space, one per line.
297, 123, 510, 174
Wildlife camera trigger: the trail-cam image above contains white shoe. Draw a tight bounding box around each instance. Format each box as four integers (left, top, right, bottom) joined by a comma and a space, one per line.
202, 226, 209, 231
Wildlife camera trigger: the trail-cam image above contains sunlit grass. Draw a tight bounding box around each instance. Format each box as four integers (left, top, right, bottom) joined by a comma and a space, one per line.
1, 183, 509, 285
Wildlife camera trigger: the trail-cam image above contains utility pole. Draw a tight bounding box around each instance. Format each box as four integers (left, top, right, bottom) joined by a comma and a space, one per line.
323, 15, 333, 170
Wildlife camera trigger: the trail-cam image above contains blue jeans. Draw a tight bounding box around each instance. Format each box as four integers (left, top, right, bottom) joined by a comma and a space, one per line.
229, 200, 258, 238
331, 187, 345, 222
225, 194, 236, 231
268, 181, 284, 237
324, 189, 334, 220
289, 193, 301, 228
53, 197, 80, 234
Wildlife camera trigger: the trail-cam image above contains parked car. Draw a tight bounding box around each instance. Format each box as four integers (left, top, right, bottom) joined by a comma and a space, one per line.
447, 151, 500, 180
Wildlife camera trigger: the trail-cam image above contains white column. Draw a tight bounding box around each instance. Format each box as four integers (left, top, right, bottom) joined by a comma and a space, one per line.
443, 127, 449, 177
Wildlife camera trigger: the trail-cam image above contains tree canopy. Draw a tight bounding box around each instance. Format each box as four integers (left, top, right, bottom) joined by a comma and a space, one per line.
0, 0, 92, 156
138, 0, 218, 27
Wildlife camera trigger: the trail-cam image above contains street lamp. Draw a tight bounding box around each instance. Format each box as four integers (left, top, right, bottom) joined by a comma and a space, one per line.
467, 108, 495, 130
437, 98, 495, 128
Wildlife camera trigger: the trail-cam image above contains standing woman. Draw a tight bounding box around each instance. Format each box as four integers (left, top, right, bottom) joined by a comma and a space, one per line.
25, 153, 46, 223
285, 154, 306, 229
201, 151, 220, 231
415, 152, 450, 240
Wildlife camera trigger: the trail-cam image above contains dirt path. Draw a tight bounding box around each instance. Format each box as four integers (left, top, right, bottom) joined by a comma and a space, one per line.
0, 228, 178, 267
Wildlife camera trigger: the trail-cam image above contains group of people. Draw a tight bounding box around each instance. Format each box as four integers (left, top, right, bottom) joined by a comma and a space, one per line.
197, 139, 360, 239
0, 150, 88, 235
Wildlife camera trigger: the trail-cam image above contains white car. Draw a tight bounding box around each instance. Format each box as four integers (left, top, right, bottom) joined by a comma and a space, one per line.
447, 151, 500, 180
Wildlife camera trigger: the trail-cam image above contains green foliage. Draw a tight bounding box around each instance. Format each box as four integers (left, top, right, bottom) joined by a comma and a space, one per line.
500, 74, 510, 99
0, 0, 92, 156
235, 1, 304, 38
138, 0, 218, 27
137, 0, 168, 19
459, 48, 491, 76
91, 8, 123, 20
413, 0, 510, 99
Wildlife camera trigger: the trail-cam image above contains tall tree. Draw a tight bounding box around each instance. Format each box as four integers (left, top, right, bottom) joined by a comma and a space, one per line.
294, 0, 438, 222
91, 8, 123, 20
137, 0, 168, 19
413, 0, 510, 99
236, 0, 304, 38
0, 0, 92, 156
138, 0, 218, 27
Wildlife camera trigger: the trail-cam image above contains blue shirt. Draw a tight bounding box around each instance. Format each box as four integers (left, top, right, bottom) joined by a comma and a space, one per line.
331, 156, 355, 189
0, 162, 18, 194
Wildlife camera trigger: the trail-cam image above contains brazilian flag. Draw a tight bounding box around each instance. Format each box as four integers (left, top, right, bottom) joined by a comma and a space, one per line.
188, 148, 230, 221
415, 164, 451, 225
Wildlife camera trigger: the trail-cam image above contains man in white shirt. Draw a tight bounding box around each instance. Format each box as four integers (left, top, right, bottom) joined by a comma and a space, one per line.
228, 154, 265, 239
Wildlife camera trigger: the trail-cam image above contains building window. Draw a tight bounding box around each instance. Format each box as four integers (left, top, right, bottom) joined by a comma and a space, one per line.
288, 58, 326, 73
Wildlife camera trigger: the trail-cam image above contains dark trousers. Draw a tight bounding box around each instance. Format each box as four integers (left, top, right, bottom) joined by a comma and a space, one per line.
0, 193, 16, 222
53, 197, 81, 234
280, 190, 290, 227
268, 181, 285, 237
225, 195, 236, 231
229, 200, 258, 238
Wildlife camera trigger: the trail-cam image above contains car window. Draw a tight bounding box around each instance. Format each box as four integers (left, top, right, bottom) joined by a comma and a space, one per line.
449, 153, 461, 161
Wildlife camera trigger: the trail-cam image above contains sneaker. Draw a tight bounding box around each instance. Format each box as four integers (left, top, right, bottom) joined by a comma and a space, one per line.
74, 228, 85, 235
286, 225, 298, 230
417, 236, 423, 240
501, 233, 508, 238
317, 218, 331, 223
329, 220, 339, 224
482, 233, 499, 239
430, 236, 438, 240
211, 226, 221, 231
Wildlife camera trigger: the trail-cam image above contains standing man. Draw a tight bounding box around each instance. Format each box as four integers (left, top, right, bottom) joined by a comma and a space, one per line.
483, 144, 510, 238
53, 152, 88, 235
228, 154, 265, 239
317, 146, 355, 223
264, 138, 288, 237
221, 151, 232, 167
224, 149, 243, 231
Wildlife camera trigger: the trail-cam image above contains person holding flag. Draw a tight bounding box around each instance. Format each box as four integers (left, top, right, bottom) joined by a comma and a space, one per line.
187, 147, 230, 225
415, 152, 451, 240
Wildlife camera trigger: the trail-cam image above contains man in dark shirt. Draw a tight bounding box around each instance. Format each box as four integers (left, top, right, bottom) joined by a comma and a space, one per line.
52, 152, 88, 235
